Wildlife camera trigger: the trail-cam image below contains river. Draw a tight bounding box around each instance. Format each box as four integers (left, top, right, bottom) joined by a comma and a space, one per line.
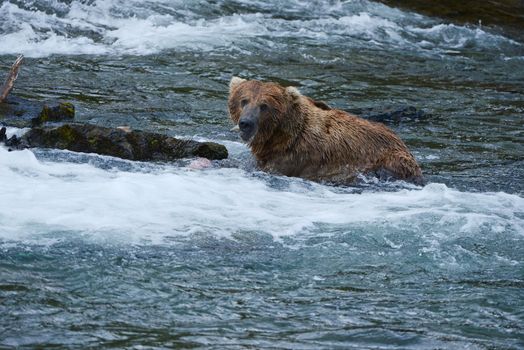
1, 0, 523, 348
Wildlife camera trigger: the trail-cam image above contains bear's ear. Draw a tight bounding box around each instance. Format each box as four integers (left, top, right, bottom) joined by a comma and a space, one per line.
230, 76, 246, 92
286, 86, 302, 101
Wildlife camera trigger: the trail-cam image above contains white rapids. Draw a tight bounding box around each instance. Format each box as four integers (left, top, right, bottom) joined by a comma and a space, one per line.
1, 145, 522, 246
0, 0, 519, 57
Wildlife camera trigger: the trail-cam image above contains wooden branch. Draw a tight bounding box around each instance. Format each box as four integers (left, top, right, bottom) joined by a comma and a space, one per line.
0, 55, 24, 103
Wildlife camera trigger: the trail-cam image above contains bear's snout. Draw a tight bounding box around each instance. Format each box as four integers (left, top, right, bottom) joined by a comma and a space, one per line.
239, 118, 254, 132
238, 110, 259, 142
239, 117, 256, 141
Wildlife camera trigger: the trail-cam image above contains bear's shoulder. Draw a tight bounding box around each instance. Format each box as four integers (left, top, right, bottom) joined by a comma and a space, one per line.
305, 97, 332, 111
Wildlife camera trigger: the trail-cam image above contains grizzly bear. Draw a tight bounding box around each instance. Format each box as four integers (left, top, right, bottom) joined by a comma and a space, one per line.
228, 77, 423, 185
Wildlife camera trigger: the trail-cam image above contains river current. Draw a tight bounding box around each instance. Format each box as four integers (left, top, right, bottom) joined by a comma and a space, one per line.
1, 1, 523, 349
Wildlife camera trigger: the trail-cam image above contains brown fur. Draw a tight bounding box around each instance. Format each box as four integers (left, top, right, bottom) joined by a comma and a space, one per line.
228, 77, 423, 185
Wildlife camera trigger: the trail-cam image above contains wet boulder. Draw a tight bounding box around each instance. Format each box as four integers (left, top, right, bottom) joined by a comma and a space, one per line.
0, 96, 74, 128
1, 97, 228, 161
18, 124, 228, 161
31, 102, 75, 126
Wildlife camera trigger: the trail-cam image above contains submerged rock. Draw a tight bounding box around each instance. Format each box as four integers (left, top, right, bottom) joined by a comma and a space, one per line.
0, 96, 74, 128
17, 124, 228, 161
349, 105, 430, 124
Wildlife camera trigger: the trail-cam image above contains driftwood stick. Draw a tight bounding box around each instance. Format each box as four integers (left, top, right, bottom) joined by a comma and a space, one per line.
0, 55, 24, 103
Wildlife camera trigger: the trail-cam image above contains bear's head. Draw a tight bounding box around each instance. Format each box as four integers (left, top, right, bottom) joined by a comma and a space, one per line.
228, 77, 302, 144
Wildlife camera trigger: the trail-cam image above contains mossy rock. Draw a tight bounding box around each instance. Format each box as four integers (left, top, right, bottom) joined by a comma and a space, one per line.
20, 124, 228, 161
31, 102, 75, 127
0, 96, 75, 128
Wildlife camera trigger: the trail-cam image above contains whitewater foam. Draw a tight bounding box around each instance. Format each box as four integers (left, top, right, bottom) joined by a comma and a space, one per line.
0, 0, 519, 57
1, 146, 522, 246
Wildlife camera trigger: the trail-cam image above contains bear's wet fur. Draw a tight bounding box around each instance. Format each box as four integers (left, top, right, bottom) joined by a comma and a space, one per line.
228, 77, 423, 185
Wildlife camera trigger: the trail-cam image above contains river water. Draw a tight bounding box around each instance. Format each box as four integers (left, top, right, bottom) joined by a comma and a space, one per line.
1, 1, 523, 349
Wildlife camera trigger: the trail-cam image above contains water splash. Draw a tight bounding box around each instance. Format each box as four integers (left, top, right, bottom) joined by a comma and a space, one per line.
0, 0, 520, 57
1, 146, 522, 246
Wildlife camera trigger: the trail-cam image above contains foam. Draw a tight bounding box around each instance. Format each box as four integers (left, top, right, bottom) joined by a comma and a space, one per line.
1, 146, 522, 246
0, 0, 519, 57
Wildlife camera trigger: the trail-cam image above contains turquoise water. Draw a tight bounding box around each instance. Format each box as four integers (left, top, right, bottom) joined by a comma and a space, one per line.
1, 0, 523, 348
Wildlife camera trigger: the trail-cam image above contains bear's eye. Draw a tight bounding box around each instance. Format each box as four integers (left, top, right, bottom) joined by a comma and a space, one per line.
260, 103, 268, 112
240, 99, 249, 108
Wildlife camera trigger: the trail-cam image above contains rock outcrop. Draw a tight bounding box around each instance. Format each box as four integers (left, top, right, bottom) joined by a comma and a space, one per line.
4, 123, 228, 161
1, 97, 228, 160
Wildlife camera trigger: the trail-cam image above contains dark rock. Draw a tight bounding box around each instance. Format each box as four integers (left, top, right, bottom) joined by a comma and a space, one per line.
5, 134, 20, 148
349, 105, 430, 124
191, 141, 229, 160
0, 96, 74, 128
18, 124, 228, 161
1, 96, 228, 161
0, 127, 6, 143
31, 102, 75, 127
